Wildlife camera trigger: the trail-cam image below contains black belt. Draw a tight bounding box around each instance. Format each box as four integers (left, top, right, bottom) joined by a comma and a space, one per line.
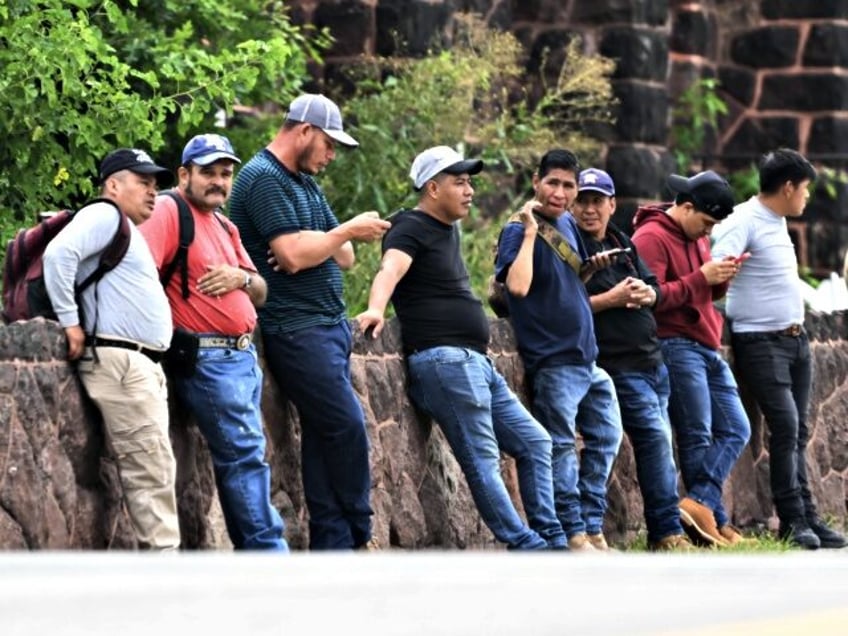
776, 324, 803, 337
197, 334, 252, 350
86, 337, 165, 363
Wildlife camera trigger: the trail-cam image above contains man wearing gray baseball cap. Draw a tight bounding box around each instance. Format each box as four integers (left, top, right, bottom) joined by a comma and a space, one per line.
229, 93, 389, 551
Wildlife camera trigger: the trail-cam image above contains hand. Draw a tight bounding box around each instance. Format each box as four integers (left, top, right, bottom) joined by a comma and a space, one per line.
701, 259, 739, 285
580, 250, 615, 281
64, 325, 85, 361
197, 264, 246, 297
625, 278, 656, 307
518, 201, 540, 235
344, 211, 391, 243
355, 308, 385, 339
267, 248, 284, 272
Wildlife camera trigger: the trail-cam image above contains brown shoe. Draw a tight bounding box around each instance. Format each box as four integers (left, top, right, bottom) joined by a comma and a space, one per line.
587, 533, 611, 551
717, 524, 752, 546
649, 533, 697, 552
679, 497, 729, 547
567, 533, 598, 552
356, 537, 381, 551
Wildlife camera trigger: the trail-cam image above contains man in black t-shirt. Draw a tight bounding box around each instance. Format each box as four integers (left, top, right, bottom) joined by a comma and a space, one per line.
356, 146, 565, 550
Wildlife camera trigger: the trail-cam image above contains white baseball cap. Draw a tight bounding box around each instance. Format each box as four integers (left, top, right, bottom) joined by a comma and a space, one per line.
286, 93, 359, 147
409, 146, 484, 189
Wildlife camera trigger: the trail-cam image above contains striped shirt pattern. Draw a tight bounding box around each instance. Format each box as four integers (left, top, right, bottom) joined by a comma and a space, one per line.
229, 149, 345, 334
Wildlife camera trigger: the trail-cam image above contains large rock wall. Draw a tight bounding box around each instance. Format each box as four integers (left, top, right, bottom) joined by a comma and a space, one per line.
2, 314, 847, 549
286, 0, 848, 271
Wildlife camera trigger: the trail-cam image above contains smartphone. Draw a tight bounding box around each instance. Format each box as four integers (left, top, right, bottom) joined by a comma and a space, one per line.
597, 247, 632, 258
734, 252, 752, 264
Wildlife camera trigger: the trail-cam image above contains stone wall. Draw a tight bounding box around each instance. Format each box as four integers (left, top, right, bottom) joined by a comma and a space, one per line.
2, 314, 846, 550
286, 0, 848, 270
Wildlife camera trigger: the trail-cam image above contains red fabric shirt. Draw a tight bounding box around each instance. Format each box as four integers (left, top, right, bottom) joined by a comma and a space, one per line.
631, 204, 728, 350
140, 193, 258, 335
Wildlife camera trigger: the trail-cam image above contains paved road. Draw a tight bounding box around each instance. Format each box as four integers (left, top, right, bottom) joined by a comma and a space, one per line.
1, 552, 846, 635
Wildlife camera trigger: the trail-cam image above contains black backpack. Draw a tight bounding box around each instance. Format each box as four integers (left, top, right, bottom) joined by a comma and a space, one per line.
2, 199, 131, 323
159, 190, 231, 299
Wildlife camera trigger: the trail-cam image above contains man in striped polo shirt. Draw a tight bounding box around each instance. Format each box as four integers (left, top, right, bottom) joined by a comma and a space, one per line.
229, 94, 390, 550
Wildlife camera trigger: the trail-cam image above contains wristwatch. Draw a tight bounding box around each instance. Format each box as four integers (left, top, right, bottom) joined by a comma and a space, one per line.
242, 273, 252, 289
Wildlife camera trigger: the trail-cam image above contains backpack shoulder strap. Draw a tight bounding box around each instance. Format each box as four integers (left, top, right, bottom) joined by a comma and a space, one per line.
159, 190, 194, 299
75, 198, 131, 292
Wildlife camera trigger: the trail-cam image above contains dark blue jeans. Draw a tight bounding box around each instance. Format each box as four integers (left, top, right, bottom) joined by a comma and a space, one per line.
661, 338, 751, 528
174, 344, 287, 551
262, 321, 373, 550
608, 365, 683, 543
531, 362, 623, 538
407, 347, 563, 550
731, 331, 815, 523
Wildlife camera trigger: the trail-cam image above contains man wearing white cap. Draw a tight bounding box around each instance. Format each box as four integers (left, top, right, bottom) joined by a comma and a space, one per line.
357, 146, 567, 551
229, 94, 390, 550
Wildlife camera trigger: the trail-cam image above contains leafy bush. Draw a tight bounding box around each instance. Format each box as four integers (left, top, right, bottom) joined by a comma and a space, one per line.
318, 15, 617, 314
0, 0, 324, 248
670, 78, 728, 173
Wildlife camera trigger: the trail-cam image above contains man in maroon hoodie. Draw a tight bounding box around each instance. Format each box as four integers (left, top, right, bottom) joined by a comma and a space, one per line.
631, 170, 751, 548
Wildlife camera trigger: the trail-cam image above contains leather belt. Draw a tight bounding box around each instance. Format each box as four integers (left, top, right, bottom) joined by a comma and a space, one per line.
777, 324, 803, 337
85, 337, 165, 363
197, 334, 252, 350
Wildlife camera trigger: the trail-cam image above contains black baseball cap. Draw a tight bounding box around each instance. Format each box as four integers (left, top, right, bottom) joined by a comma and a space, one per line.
99, 148, 173, 187
667, 170, 735, 220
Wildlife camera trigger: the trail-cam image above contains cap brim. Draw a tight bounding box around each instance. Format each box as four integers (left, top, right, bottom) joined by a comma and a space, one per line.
191, 152, 242, 166
578, 186, 615, 196
667, 174, 691, 194
131, 165, 174, 187
323, 128, 359, 148
442, 159, 484, 176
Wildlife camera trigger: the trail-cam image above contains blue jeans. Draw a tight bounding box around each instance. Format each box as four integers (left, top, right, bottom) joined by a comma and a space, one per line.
731, 331, 815, 523
661, 338, 751, 528
407, 346, 564, 550
174, 344, 287, 551
608, 365, 683, 543
531, 363, 623, 538
262, 321, 373, 550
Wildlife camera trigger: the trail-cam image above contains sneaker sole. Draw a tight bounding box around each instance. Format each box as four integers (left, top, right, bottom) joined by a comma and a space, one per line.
679, 508, 729, 548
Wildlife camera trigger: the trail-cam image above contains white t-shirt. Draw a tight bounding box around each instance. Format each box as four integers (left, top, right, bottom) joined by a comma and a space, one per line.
712, 195, 804, 332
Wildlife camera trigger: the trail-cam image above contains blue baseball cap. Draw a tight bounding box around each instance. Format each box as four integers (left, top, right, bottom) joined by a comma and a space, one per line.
181, 134, 241, 167
578, 168, 615, 196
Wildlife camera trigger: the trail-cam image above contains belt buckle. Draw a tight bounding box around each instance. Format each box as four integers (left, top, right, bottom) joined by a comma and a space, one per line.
236, 334, 251, 350
787, 324, 801, 337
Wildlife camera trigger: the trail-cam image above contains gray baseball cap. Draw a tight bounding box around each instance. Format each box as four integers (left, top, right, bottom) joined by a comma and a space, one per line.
409, 146, 484, 190
286, 93, 358, 148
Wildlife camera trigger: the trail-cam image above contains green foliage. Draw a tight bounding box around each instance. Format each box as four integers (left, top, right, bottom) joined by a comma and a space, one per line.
325, 14, 617, 314
0, 0, 325, 245
727, 163, 760, 201
670, 78, 728, 173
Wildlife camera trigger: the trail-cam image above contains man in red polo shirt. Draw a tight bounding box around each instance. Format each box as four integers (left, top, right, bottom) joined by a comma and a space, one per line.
141, 134, 287, 551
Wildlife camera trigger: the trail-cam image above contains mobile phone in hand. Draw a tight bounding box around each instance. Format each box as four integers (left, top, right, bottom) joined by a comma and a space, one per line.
734, 252, 752, 264
597, 247, 632, 258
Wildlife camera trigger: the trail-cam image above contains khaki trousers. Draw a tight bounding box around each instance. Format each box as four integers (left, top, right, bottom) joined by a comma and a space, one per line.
78, 347, 180, 550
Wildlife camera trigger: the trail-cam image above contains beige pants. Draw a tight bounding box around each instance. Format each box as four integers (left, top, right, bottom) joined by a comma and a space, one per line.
78, 347, 180, 550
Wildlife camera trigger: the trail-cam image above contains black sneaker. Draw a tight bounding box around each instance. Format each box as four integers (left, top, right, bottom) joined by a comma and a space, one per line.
779, 521, 821, 550
808, 518, 848, 549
